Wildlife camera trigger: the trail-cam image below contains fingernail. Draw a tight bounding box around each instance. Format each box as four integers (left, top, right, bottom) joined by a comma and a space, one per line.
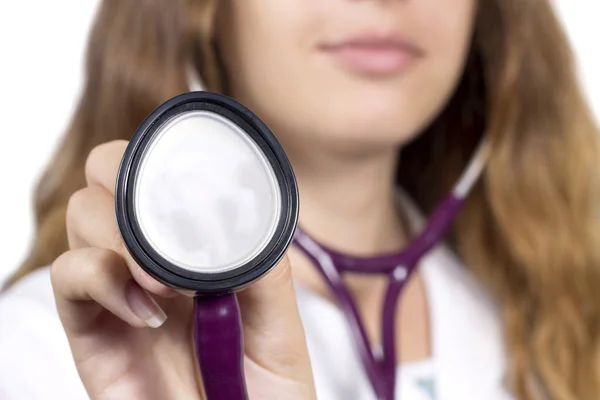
125, 280, 168, 328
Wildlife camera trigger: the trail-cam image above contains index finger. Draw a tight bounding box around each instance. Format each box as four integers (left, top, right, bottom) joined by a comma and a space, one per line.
81, 140, 178, 297
85, 140, 129, 195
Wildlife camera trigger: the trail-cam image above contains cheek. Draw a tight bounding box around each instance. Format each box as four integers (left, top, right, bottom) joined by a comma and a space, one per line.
396, 6, 476, 133
224, 0, 317, 99
224, 2, 334, 137
420, 0, 476, 88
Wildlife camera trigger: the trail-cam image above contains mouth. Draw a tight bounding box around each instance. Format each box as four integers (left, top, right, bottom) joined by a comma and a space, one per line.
319, 32, 424, 77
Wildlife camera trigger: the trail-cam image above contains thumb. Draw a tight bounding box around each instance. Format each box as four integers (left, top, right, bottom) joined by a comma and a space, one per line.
237, 255, 313, 382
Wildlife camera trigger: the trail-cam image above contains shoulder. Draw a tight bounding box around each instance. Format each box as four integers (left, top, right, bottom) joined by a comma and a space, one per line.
0, 267, 59, 335
0, 267, 88, 399
1, 267, 55, 310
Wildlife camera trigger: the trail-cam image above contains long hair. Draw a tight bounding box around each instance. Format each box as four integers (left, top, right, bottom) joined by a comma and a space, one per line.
8, 0, 600, 398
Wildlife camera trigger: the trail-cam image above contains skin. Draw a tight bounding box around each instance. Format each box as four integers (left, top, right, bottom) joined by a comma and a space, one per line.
51, 0, 476, 398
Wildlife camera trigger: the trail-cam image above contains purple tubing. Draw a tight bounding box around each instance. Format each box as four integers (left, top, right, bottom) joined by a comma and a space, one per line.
191, 194, 463, 400
292, 194, 464, 400
193, 294, 249, 400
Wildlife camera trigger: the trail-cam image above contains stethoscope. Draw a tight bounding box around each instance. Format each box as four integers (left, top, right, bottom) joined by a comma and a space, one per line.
115, 91, 489, 400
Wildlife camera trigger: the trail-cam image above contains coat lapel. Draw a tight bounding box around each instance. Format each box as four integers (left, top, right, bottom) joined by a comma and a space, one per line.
421, 245, 513, 400
399, 191, 513, 400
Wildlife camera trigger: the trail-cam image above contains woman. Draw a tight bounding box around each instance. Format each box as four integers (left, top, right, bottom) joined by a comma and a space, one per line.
1, 0, 599, 399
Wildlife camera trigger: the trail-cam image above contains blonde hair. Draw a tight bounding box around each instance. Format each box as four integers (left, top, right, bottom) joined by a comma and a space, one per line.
8, 0, 600, 398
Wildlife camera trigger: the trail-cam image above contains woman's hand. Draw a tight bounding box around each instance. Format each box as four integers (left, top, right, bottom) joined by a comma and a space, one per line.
51, 140, 316, 400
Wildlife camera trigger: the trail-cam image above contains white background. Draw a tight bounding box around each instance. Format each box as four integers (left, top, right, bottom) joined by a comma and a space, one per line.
0, 1, 599, 284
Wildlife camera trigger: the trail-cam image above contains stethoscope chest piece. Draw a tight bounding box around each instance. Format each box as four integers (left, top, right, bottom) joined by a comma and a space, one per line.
116, 91, 299, 295
115, 91, 299, 400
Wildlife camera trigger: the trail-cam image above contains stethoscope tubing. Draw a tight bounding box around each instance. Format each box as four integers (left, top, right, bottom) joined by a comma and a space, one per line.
293, 194, 465, 399
291, 140, 489, 399
194, 294, 249, 400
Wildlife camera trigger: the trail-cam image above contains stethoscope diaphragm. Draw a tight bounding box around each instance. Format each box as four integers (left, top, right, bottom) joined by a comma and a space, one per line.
116, 91, 299, 294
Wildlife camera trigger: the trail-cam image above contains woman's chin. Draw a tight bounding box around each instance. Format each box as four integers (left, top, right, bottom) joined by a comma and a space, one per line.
320, 117, 422, 148
298, 127, 414, 157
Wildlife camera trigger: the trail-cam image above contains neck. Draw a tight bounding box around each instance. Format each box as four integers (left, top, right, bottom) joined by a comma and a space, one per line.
286, 141, 407, 256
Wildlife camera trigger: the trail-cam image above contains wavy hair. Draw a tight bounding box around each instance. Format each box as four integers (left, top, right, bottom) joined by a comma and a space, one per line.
8, 0, 600, 398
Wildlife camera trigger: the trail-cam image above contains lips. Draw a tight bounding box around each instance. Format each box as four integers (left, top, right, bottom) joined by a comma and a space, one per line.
320, 34, 423, 76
